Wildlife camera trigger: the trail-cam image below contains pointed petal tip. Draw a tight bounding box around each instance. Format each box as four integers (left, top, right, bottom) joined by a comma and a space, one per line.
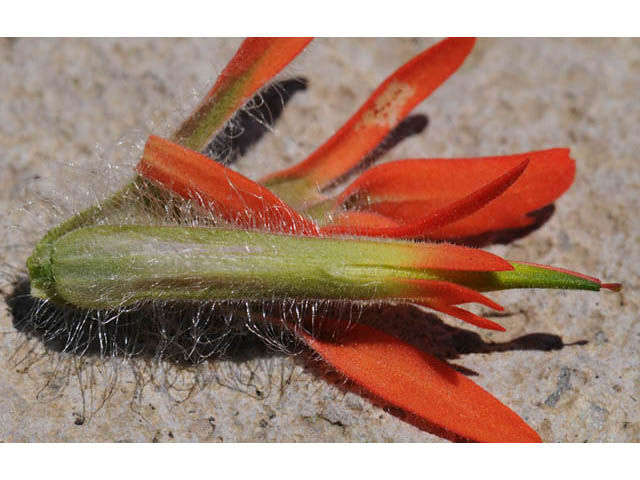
402, 280, 506, 314
485, 321, 507, 332
515, 427, 543, 443
413, 243, 515, 273
471, 292, 505, 312
426, 303, 507, 332
493, 303, 506, 312
602, 282, 622, 292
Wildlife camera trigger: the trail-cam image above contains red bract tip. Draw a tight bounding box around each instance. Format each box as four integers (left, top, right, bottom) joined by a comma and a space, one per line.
402, 280, 507, 331
392, 242, 514, 272
399, 279, 505, 311
423, 303, 507, 332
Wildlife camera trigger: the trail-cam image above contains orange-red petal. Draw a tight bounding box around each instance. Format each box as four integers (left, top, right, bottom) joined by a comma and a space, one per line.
325, 211, 402, 229
332, 149, 574, 239
137, 135, 318, 235
364, 241, 514, 273
298, 321, 541, 442
323, 159, 528, 238
399, 279, 504, 311
262, 38, 476, 193
419, 302, 506, 332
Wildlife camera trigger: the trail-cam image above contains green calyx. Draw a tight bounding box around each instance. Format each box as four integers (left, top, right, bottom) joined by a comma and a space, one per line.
27, 224, 608, 311
28, 226, 416, 309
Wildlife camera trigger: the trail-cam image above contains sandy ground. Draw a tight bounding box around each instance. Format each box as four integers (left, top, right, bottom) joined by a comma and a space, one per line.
0, 38, 637, 442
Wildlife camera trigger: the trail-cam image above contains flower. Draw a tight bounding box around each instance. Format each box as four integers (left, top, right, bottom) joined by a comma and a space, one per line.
27, 38, 620, 443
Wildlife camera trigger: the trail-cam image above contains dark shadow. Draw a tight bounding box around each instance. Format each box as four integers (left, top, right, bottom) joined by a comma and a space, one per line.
348, 302, 584, 362
324, 114, 429, 190
6, 277, 283, 365
202, 77, 308, 165
6, 278, 582, 367
5, 277, 586, 442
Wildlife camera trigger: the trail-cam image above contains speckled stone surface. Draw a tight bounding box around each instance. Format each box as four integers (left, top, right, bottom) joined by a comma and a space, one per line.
0, 38, 637, 442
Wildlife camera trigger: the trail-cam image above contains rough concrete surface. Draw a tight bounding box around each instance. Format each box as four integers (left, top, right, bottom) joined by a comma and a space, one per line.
0, 38, 637, 442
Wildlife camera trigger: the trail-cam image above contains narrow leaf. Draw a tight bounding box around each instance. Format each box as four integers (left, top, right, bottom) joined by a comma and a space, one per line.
436, 261, 618, 293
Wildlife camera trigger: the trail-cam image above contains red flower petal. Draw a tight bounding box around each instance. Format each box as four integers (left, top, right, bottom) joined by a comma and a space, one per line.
332, 149, 574, 239
298, 321, 541, 442
322, 159, 528, 238
137, 135, 318, 235
399, 279, 504, 310
397, 279, 506, 331
360, 241, 514, 273
262, 38, 476, 199
325, 211, 401, 229
419, 302, 506, 332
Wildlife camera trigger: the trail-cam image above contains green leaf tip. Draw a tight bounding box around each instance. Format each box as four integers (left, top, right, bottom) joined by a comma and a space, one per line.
443, 260, 615, 293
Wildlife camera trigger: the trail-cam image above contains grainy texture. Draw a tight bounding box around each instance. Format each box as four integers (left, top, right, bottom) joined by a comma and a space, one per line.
0, 38, 637, 442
